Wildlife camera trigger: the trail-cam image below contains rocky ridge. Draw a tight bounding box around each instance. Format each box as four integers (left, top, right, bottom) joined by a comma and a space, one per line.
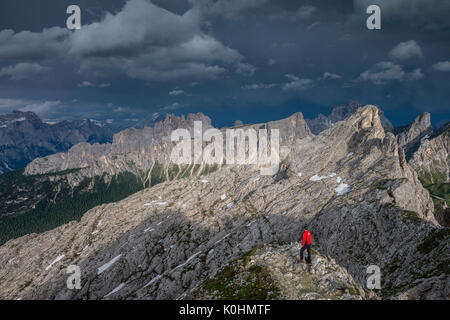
306, 100, 393, 135
395, 112, 434, 159
0, 105, 448, 300
410, 123, 450, 185
23, 111, 311, 188
189, 243, 375, 300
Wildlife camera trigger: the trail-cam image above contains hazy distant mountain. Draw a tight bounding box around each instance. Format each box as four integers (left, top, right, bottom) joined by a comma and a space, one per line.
306, 100, 394, 135
0, 110, 116, 174
133, 112, 165, 129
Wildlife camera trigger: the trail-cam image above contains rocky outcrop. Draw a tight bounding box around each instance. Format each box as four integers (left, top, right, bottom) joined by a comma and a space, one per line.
0, 105, 447, 300
394, 112, 434, 159
306, 100, 393, 135
0, 111, 115, 174
409, 124, 449, 185
436, 202, 450, 227
189, 244, 375, 300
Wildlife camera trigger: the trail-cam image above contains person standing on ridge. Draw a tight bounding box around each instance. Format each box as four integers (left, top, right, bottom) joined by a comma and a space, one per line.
298, 226, 312, 264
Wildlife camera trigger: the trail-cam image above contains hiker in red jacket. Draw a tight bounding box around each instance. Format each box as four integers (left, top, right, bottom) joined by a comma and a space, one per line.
298, 226, 312, 263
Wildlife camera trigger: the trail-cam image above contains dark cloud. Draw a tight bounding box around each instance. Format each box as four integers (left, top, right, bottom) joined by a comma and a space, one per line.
0, 0, 253, 81
0, 27, 69, 60
354, 0, 450, 30
0, 62, 50, 80
189, 0, 268, 20
0, 0, 448, 127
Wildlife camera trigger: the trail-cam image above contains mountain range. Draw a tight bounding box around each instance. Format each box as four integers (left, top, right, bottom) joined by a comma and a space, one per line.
0, 111, 116, 174
0, 103, 448, 300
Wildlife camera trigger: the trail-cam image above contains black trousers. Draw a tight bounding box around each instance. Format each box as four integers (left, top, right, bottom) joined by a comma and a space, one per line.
300, 244, 311, 261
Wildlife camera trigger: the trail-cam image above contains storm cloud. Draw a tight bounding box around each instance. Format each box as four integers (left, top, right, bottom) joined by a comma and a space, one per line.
0, 0, 448, 127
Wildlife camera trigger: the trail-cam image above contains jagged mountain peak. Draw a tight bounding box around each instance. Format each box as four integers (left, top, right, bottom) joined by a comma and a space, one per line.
395, 112, 434, 159
414, 112, 432, 128
306, 100, 393, 135
133, 112, 212, 131
0, 110, 43, 127
329, 99, 361, 121
315, 105, 385, 143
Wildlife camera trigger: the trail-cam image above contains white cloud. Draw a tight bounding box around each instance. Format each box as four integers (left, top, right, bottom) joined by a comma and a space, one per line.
169, 90, 185, 96
163, 102, 183, 111
282, 74, 314, 91
236, 62, 256, 76
78, 81, 111, 88
359, 62, 424, 84
0, 62, 50, 80
0, 98, 30, 109
242, 83, 277, 89
389, 40, 423, 60
321, 72, 342, 80
77, 81, 94, 87
113, 106, 130, 113
433, 61, 450, 72
307, 21, 320, 30
359, 62, 405, 84
407, 68, 424, 80
19, 100, 61, 115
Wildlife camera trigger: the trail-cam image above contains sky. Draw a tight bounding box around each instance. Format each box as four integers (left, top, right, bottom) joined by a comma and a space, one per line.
0, 0, 449, 128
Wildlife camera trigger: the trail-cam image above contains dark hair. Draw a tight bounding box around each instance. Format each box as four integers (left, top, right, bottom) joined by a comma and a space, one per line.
303, 225, 308, 230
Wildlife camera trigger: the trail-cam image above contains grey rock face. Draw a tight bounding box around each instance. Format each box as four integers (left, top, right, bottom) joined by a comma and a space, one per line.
23, 112, 311, 186
0, 105, 448, 301
23, 113, 213, 183
0, 111, 115, 174
306, 100, 393, 135
409, 125, 449, 184
395, 112, 434, 158
435, 202, 450, 227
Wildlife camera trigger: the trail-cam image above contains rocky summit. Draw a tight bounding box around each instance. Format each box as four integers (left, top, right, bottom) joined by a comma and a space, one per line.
394, 112, 434, 159
306, 100, 393, 135
0, 105, 448, 300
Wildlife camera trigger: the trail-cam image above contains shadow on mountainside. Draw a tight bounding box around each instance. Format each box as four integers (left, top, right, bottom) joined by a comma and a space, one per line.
7, 203, 448, 301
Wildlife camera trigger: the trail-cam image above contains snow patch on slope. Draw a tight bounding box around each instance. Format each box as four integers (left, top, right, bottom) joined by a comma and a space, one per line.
98, 255, 122, 275
45, 255, 65, 271
335, 183, 350, 196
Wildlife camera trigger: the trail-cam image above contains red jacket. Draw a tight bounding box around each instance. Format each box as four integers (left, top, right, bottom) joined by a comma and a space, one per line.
301, 230, 312, 246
